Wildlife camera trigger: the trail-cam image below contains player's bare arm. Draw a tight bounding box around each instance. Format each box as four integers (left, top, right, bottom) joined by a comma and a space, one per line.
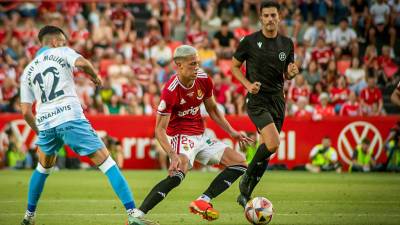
231, 57, 261, 94
20, 103, 39, 134
203, 96, 253, 149
75, 57, 102, 86
154, 114, 180, 176
391, 89, 400, 106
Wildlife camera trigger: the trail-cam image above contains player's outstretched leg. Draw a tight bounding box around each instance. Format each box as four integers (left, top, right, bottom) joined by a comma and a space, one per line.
136, 170, 185, 214
191, 148, 247, 220
96, 155, 159, 225
237, 144, 272, 208
21, 163, 53, 225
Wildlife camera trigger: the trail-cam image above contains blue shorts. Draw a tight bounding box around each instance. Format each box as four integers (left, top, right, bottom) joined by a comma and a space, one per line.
36, 119, 105, 156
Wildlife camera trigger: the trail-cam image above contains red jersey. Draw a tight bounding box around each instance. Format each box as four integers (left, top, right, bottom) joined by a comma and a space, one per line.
288, 85, 310, 102
360, 87, 382, 105
330, 87, 350, 105
158, 70, 213, 136
314, 105, 335, 117
340, 101, 361, 116
311, 47, 333, 65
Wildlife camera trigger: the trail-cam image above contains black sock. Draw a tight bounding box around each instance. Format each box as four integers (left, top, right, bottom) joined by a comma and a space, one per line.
139, 171, 185, 213
240, 144, 272, 197
203, 165, 247, 199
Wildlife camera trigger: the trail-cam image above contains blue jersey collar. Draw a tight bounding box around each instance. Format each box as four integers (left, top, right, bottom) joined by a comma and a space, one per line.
36, 46, 51, 57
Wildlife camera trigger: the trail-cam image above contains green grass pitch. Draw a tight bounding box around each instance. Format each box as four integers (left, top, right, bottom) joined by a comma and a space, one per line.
1, 170, 400, 225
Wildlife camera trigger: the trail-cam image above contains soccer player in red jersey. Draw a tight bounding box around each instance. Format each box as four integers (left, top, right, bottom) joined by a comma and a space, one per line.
130, 45, 252, 222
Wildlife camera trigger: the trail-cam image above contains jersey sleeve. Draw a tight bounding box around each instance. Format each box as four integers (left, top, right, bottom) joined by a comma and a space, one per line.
233, 36, 249, 62
20, 75, 35, 104
62, 47, 82, 68
157, 88, 177, 115
285, 39, 295, 71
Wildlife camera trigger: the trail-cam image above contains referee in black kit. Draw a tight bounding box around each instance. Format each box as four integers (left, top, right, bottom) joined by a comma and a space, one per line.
231, 0, 299, 208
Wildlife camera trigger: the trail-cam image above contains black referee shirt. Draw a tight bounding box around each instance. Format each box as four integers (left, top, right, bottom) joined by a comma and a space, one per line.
233, 30, 294, 95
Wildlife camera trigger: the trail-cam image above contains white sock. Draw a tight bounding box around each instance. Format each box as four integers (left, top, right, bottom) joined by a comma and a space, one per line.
128, 208, 145, 218
197, 194, 211, 202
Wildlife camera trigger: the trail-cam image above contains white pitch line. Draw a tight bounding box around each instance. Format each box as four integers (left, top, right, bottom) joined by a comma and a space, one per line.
1, 213, 400, 217
1, 200, 399, 204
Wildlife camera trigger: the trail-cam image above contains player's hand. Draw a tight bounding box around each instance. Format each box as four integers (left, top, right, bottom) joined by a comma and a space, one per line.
230, 130, 254, 150
91, 76, 103, 87
168, 153, 180, 176
287, 63, 299, 79
246, 82, 261, 94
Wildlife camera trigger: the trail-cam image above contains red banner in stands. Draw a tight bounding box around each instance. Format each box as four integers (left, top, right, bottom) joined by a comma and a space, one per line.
0, 114, 398, 169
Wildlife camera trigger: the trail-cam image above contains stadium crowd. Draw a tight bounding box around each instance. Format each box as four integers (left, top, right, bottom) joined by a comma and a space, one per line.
0, 0, 399, 120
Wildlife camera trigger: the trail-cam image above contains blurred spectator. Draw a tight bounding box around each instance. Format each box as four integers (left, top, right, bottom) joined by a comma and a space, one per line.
345, 57, 367, 94
192, 0, 215, 22
332, 18, 358, 58
279, 0, 302, 41
233, 16, 254, 41
313, 92, 335, 120
97, 77, 116, 105
213, 20, 235, 59
122, 76, 144, 103
350, 0, 369, 36
306, 136, 342, 173
4, 126, 32, 169
126, 95, 143, 115
339, 91, 362, 116
368, 0, 396, 53
350, 138, 377, 172
330, 76, 350, 113
108, 53, 133, 93
132, 53, 154, 88
92, 16, 113, 58
198, 38, 217, 71
303, 17, 332, 48
360, 75, 383, 115
287, 74, 310, 104
104, 94, 126, 115
303, 60, 321, 87
385, 122, 400, 171
378, 45, 398, 80
187, 19, 209, 48
243, 0, 261, 17
311, 37, 334, 70
149, 38, 172, 67
110, 3, 134, 41
292, 96, 313, 119
309, 82, 325, 105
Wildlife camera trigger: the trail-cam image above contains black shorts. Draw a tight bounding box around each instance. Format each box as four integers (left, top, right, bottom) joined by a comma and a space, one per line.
246, 92, 286, 132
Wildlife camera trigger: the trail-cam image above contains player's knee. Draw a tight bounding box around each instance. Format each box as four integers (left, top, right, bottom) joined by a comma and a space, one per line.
36, 162, 54, 175
265, 140, 280, 153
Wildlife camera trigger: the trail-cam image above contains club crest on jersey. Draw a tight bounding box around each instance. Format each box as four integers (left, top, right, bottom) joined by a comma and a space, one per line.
257, 42, 262, 48
279, 52, 286, 61
197, 89, 204, 100
158, 100, 166, 111
180, 98, 186, 105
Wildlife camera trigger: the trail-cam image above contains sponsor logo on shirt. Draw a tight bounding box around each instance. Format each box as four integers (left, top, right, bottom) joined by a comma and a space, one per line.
177, 106, 200, 117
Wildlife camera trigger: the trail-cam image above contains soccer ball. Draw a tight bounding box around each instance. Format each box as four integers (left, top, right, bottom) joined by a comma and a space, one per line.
244, 197, 274, 225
